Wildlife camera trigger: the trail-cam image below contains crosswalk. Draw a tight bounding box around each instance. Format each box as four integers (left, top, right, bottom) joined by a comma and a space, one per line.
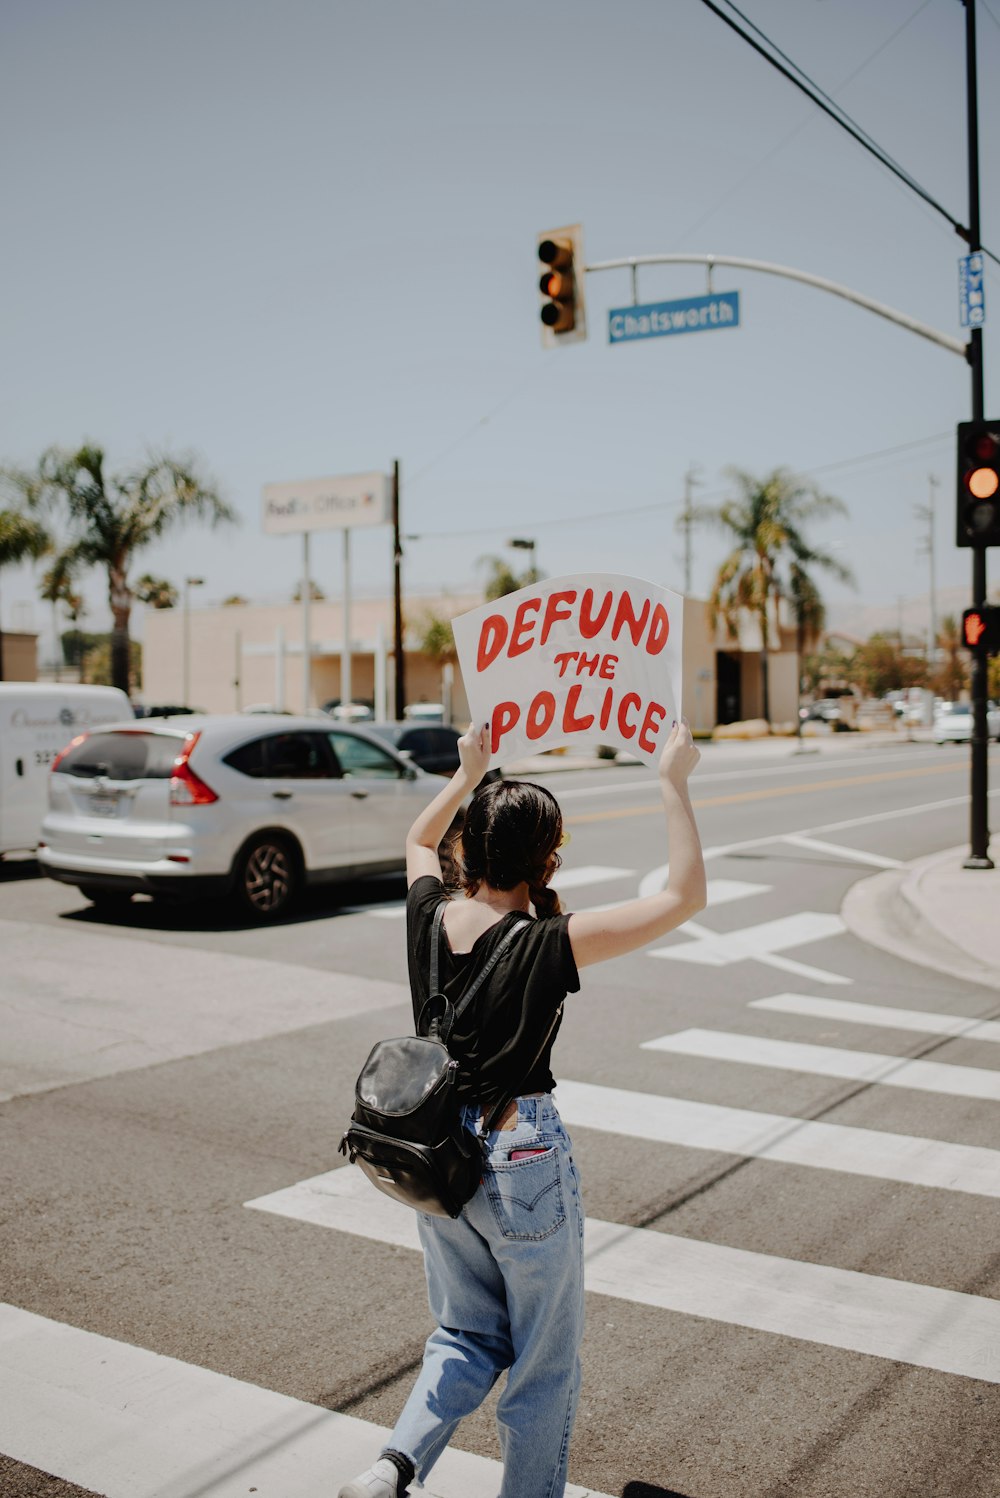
9, 843, 1000, 1497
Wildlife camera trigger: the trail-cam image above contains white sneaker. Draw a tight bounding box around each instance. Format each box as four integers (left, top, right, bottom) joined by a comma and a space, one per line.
338, 1457, 404, 1498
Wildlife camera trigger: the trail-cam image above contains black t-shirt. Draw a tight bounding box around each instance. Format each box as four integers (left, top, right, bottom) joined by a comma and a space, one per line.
405, 874, 580, 1109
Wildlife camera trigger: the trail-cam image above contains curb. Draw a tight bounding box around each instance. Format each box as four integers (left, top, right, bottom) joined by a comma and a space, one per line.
841, 849, 1000, 992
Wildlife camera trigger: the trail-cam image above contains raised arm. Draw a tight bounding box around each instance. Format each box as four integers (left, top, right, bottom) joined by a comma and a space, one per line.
567, 721, 707, 968
405, 723, 491, 886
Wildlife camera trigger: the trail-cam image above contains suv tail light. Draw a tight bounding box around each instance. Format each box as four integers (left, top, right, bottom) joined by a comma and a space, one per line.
51, 733, 89, 772
169, 733, 218, 806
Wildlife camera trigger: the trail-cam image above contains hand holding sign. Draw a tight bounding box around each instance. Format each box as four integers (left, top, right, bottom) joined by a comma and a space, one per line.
452, 574, 684, 768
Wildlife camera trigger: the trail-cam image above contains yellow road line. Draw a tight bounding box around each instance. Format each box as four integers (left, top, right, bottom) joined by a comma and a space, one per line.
565, 761, 967, 825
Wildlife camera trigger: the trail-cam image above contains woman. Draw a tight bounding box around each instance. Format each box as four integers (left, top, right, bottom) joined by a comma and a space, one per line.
340, 718, 705, 1498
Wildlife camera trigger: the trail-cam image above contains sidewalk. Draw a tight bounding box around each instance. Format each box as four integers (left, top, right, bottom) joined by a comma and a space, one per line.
841, 846, 1000, 991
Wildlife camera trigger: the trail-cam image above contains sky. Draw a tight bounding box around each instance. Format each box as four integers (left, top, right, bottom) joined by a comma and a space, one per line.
2, 0, 999, 658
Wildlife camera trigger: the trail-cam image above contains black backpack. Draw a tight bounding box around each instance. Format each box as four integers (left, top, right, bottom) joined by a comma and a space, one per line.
339, 902, 530, 1219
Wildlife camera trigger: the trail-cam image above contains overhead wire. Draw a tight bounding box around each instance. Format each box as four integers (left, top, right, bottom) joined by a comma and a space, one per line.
697, 0, 1000, 270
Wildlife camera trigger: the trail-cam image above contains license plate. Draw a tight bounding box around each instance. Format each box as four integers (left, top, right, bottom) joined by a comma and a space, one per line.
90, 793, 119, 817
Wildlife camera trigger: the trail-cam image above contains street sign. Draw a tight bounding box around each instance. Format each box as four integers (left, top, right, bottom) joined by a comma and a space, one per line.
261, 471, 389, 535
959, 253, 985, 329
609, 291, 740, 345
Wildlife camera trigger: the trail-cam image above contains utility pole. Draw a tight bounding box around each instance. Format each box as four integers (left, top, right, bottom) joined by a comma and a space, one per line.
963, 0, 992, 868
392, 459, 406, 720
677, 465, 701, 594
915, 474, 939, 666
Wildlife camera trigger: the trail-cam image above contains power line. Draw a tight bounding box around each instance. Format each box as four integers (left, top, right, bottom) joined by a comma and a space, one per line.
697, 0, 1000, 270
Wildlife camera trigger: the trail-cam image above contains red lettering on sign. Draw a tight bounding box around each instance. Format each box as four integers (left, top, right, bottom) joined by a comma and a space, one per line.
553, 651, 579, 678
599, 686, 614, 731
646, 603, 670, 655
617, 692, 642, 739
540, 590, 577, 646
526, 691, 556, 741
491, 702, 520, 753
563, 684, 595, 734
579, 588, 613, 638
599, 654, 618, 679
577, 652, 600, 676
477, 616, 508, 671
509, 596, 541, 657
611, 593, 650, 647
638, 700, 668, 753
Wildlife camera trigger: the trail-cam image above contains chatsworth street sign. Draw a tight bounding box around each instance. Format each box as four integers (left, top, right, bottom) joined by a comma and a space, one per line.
608, 291, 740, 345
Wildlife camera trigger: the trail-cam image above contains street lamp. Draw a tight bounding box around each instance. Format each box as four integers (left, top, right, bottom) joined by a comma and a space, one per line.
182, 576, 204, 706
508, 536, 537, 581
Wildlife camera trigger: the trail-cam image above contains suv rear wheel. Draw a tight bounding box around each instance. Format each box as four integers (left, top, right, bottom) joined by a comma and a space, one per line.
235, 835, 299, 919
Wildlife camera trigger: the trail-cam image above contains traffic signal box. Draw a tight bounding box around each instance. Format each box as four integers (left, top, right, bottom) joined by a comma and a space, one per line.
956, 419, 1000, 547
537, 224, 586, 348
962, 605, 1000, 655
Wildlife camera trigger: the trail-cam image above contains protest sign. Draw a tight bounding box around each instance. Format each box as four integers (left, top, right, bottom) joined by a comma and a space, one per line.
451, 574, 683, 768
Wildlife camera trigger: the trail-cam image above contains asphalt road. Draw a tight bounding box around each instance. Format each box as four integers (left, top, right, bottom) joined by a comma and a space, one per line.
2, 734, 999, 1498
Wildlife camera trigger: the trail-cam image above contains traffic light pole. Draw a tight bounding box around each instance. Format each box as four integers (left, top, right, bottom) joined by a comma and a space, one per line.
392, 458, 406, 720
963, 0, 992, 869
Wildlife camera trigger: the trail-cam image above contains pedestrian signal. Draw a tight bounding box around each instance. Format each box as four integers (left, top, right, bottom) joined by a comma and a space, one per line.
537, 224, 586, 348
962, 605, 1000, 654
956, 419, 1000, 547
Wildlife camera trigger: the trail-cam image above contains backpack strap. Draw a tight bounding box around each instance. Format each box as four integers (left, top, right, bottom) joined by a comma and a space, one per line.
420, 903, 529, 1042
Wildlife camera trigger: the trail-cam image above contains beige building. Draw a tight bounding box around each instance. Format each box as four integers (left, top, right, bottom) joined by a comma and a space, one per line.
141, 591, 801, 732
0, 632, 39, 682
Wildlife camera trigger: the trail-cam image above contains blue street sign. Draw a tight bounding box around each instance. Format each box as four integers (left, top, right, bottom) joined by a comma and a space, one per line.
609, 291, 740, 344
959, 253, 985, 329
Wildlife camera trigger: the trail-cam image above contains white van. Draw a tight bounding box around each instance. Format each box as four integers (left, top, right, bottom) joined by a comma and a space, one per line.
0, 683, 133, 855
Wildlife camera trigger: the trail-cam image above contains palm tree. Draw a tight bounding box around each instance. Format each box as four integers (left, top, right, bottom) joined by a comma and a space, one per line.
697, 467, 853, 723
477, 553, 544, 601
135, 574, 178, 609
0, 509, 51, 680
5, 444, 235, 694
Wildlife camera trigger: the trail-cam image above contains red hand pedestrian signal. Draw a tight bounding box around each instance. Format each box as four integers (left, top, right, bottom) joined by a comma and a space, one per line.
964, 612, 986, 648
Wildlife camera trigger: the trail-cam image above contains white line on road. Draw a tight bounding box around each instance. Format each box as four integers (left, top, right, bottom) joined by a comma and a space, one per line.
0, 1303, 610, 1498
247, 1167, 1000, 1386
779, 834, 905, 869
648, 913, 850, 989
643, 1028, 1000, 1101
550, 864, 634, 890
553, 1078, 1000, 1197
751, 993, 1000, 1044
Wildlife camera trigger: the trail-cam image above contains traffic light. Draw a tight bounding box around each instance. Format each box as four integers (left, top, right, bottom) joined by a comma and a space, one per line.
962, 605, 1000, 654
537, 224, 586, 348
956, 419, 1000, 547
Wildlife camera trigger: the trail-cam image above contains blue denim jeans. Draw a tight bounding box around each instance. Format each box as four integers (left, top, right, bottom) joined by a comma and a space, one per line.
386, 1094, 585, 1498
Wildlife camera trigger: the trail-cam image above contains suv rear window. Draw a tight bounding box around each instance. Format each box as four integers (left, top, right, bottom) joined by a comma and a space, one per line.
56, 730, 187, 780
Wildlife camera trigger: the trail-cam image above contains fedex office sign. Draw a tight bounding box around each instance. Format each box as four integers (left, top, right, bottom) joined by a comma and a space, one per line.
452, 574, 683, 768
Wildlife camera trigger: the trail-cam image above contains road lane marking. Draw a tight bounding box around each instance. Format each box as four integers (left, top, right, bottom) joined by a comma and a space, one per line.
553, 1079, 1000, 1198
565, 761, 970, 825
643, 1029, 1000, 1101
247, 1167, 1000, 1385
0, 922, 411, 1104
550, 864, 634, 890
0, 1304, 610, 1498
751, 993, 1000, 1044
779, 834, 905, 869
648, 912, 850, 986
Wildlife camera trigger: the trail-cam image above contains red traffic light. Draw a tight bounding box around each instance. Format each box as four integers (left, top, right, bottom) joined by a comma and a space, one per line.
956, 419, 1000, 547
963, 611, 987, 648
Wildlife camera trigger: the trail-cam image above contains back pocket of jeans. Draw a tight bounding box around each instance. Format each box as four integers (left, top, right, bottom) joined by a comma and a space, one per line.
485, 1147, 566, 1241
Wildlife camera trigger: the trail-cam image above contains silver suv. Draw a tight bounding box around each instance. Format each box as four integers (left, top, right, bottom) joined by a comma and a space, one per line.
38, 714, 445, 919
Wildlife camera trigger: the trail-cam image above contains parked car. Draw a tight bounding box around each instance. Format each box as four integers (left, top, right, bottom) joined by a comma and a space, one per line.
933, 700, 1000, 744
367, 721, 502, 782
37, 715, 449, 919
799, 698, 844, 725
0, 683, 133, 856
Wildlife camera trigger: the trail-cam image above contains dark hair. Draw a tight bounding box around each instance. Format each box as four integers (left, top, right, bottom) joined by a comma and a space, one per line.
457, 779, 564, 917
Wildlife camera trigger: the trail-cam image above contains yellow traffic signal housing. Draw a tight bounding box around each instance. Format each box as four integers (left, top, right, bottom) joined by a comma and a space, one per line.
537, 224, 587, 348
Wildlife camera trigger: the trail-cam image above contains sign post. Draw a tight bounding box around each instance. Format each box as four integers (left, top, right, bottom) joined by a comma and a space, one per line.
262, 471, 390, 713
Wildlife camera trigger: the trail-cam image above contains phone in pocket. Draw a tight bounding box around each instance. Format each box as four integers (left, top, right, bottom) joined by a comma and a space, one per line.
510, 1147, 549, 1161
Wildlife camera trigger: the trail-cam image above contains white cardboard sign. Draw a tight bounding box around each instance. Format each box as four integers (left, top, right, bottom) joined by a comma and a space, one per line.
451, 573, 684, 768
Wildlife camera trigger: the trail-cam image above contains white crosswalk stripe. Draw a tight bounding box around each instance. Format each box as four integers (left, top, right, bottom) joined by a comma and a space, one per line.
552, 1078, 1000, 1197
0, 1303, 610, 1498
642, 1027, 1000, 1101
246, 1166, 1000, 1385
649, 912, 852, 985
750, 992, 1000, 1043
